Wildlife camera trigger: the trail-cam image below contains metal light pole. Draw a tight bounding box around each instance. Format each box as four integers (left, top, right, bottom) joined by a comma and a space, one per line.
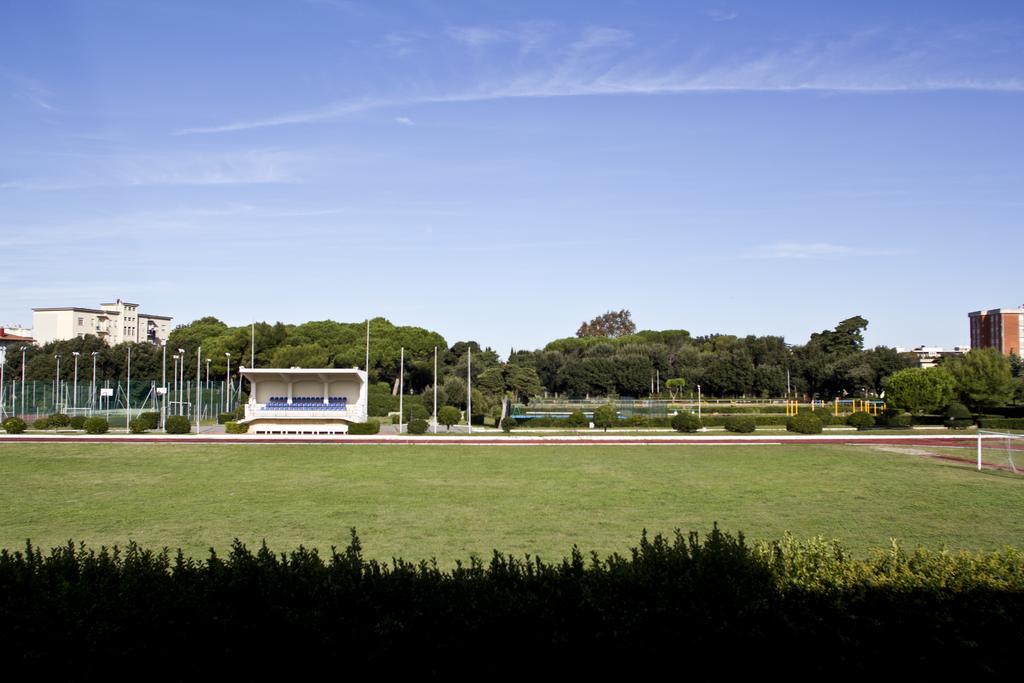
161, 342, 167, 429
20, 346, 26, 417
91, 352, 99, 414
205, 358, 211, 390
195, 346, 202, 433
398, 347, 404, 435
126, 345, 132, 431
467, 348, 472, 435
697, 384, 702, 422
433, 346, 438, 434
225, 352, 231, 413
54, 354, 61, 413
177, 348, 185, 418
72, 351, 80, 412
172, 354, 179, 417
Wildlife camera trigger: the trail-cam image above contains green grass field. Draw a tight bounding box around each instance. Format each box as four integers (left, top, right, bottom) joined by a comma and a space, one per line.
0, 442, 1021, 562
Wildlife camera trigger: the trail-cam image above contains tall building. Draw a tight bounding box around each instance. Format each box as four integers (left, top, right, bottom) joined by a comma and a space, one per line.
32, 299, 173, 346
968, 307, 1024, 356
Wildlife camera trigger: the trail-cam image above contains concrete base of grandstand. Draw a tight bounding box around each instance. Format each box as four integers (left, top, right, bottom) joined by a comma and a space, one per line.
245, 419, 352, 435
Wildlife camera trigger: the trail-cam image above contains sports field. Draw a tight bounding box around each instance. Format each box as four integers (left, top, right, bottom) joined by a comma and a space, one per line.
0, 442, 1021, 561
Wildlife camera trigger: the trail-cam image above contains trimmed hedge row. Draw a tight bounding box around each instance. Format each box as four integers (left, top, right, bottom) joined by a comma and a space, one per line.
0, 530, 1022, 675
347, 422, 380, 435
978, 417, 1024, 430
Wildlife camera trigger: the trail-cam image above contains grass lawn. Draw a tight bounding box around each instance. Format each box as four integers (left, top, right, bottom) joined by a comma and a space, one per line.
0, 442, 1021, 563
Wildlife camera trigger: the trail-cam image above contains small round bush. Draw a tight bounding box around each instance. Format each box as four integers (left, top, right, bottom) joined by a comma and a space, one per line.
48, 413, 71, 429
129, 418, 149, 434
500, 416, 515, 433
565, 410, 588, 428
787, 413, 823, 434
437, 406, 461, 430
32, 417, 50, 430
403, 403, 430, 421
846, 411, 876, 430
165, 415, 191, 434
218, 412, 235, 424
724, 415, 756, 433
83, 417, 109, 434
138, 412, 160, 430
886, 412, 913, 428
3, 417, 27, 434
69, 415, 87, 430
224, 421, 249, 434
811, 408, 834, 426
407, 418, 428, 434
671, 412, 703, 433
348, 422, 381, 435
944, 402, 973, 430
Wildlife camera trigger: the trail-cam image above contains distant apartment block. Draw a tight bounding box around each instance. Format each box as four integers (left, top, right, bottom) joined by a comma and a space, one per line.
896, 345, 969, 369
32, 299, 172, 346
968, 307, 1024, 356
0, 327, 35, 364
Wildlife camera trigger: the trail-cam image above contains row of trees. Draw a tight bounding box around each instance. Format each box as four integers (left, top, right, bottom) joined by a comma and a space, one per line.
884, 348, 1022, 413
8, 310, 1020, 412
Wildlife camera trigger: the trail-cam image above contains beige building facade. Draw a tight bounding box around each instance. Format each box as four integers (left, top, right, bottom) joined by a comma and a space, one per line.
32, 299, 172, 346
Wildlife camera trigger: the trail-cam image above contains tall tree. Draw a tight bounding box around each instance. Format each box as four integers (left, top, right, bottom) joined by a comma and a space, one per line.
945, 348, 1015, 410
576, 310, 637, 339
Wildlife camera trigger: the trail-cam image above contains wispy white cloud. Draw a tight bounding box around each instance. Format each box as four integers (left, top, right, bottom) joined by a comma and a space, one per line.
176, 26, 1024, 135
394, 116, 414, 126
706, 9, 739, 22
1, 67, 58, 111
446, 22, 551, 52
742, 242, 907, 260
1, 149, 300, 191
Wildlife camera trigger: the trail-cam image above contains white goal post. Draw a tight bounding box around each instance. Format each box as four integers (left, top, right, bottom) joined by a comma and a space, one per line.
977, 430, 1022, 473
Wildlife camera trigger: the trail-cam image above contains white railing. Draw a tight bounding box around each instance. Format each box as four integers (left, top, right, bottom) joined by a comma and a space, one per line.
246, 403, 367, 423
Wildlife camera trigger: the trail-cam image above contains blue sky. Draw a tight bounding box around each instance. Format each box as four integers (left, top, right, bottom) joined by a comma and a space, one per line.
2, 1, 1022, 353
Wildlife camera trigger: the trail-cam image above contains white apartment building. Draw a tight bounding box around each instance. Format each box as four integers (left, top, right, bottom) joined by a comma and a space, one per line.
32, 299, 172, 346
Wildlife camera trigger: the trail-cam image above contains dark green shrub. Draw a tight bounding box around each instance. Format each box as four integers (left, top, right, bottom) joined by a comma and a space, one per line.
69, 415, 87, 430
811, 408, 834, 426
233, 405, 246, 421
32, 417, 50, 430
218, 412, 235, 424
886, 412, 913, 428
977, 417, 1024, 430
165, 416, 191, 434
129, 418, 148, 434
786, 413, 823, 434
48, 413, 71, 428
593, 404, 619, 431
347, 422, 380, 435
699, 415, 791, 427
500, 417, 515, 433
403, 403, 430, 421
407, 418, 428, 434
724, 415, 756, 433
83, 417, 109, 434
390, 414, 401, 425
565, 410, 588, 428
224, 421, 249, 434
437, 406, 461, 430
2, 417, 27, 434
138, 412, 160, 430
671, 412, 703, 433
622, 415, 647, 428
846, 411, 876, 430
944, 402, 973, 430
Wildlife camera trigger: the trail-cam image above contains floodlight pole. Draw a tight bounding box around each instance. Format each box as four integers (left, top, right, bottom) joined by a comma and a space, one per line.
54, 354, 61, 413
398, 347, 404, 435
161, 342, 166, 429
433, 346, 438, 434
195, 346, 202, 433
126, 345, 132, 432
172, 355, 178, 417
72, 351, 80, 412
20, 347, 27, 417
365, 319, 370, 374
697, 384, 702, 422
467, 348, 472, 435
91, 352, 99, 415
177, 348, 185, 417
225, 353, 231, 413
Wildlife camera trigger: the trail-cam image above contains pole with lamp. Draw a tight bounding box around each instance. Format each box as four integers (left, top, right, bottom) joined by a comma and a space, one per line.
91, 351, 99, 415
195, 347, 202, 433
20, 346, 27, 417
54, 354, 61, 414
72, 351, 80, 413
697, 383, 702, 423
160, 342, 167, 429
432, 346, 438, 434
398, 347, 404, 435
172, 353, 179, 417
466, 347, 472, 435
225, 352, 231, 413
177, 348, 185, 419
125, 345, 132, 432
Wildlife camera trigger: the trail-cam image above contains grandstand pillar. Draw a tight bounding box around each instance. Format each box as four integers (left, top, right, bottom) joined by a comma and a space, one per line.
287, 382, 293, 405
323, 381, 329, 405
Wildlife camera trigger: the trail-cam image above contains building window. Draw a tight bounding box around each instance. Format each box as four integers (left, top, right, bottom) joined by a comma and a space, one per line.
78, 317, 83, 326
